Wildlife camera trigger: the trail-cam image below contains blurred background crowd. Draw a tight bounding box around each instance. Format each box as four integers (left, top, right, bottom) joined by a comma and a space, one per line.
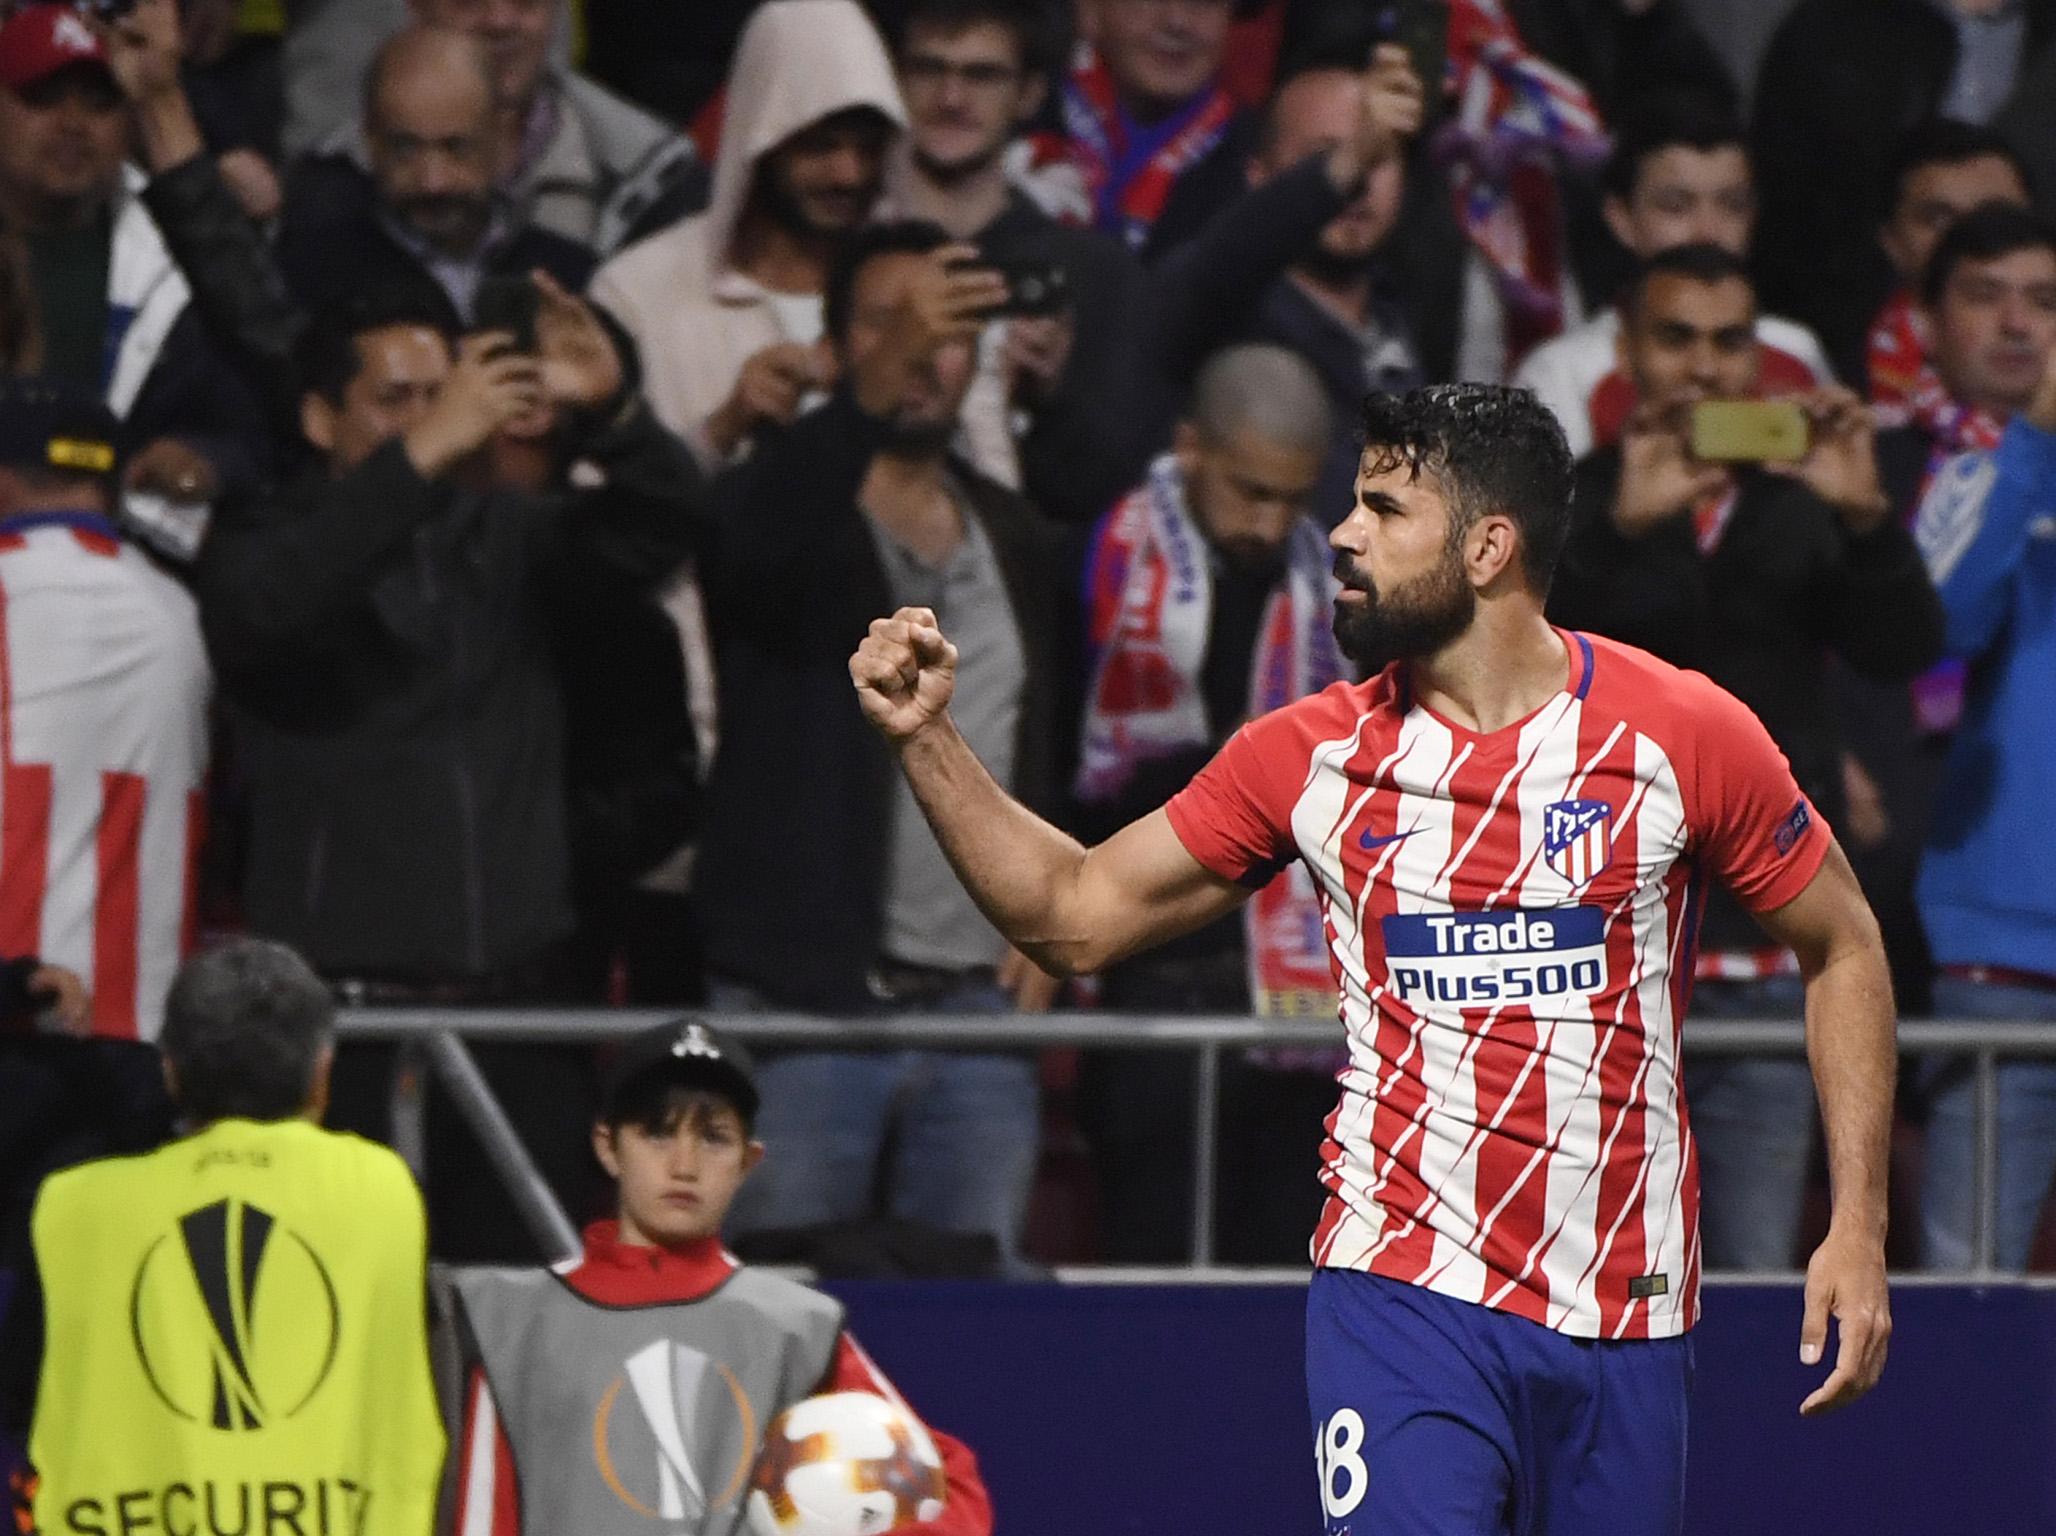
0, 0, 2053, 1280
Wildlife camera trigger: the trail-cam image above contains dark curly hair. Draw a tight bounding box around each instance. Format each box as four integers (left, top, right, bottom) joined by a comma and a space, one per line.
1357, 384, 1574, 593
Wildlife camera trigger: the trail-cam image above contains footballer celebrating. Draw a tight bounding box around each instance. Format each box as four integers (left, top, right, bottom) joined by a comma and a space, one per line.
850, 385, 1893, 1533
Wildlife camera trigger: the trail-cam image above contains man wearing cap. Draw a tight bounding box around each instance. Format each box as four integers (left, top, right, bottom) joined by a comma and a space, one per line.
0, 376, 204, 1265
444, 1018, 994, 1536
0, 1, 269, 563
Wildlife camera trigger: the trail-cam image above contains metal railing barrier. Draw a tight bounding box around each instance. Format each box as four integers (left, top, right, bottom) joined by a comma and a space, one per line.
333, 1010, 2056, 1280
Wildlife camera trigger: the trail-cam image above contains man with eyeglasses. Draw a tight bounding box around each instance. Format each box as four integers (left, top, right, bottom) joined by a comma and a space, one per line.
885, 0, 1152, 526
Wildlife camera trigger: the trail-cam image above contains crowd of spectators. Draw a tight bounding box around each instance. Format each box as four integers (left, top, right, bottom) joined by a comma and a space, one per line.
1, 0, 2053, 1277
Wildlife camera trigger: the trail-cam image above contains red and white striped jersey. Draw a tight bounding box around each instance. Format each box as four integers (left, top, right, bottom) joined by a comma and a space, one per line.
1164, 630, 1828, 1339
0, 514, 209, 1039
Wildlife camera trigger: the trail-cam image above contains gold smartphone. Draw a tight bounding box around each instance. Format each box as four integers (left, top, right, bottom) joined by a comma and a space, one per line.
1690, 400, 1809, 462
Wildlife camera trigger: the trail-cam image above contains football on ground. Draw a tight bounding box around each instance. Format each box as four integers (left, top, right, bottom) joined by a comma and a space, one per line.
746, 1391, 948, 1536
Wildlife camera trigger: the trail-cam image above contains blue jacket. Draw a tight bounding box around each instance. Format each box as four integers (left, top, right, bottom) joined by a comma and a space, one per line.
1915, 418, 2056, 973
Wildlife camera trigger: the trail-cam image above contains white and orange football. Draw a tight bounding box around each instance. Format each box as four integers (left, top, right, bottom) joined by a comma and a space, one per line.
745, 1392, 948, 1536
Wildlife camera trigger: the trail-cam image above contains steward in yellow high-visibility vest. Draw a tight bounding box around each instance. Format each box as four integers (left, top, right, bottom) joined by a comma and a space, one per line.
18, 939, 444, 1536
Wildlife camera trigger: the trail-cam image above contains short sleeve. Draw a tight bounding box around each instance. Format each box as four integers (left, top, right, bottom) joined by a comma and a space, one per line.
1162, 715, 1303, 888
1689, 681, 1830, 912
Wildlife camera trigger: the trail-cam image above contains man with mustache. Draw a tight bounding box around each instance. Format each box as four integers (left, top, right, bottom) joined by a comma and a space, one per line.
852, 383, 1897, 1530
278, 25, 593, 329
406, 0, 706, 260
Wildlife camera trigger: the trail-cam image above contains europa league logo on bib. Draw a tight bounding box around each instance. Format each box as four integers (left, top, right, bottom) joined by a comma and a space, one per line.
592, 1339, 760, 1523
129, 1198, 341, 1431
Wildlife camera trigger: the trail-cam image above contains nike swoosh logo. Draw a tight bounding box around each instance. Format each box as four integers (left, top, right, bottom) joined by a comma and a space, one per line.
1360, 828, 1420, 850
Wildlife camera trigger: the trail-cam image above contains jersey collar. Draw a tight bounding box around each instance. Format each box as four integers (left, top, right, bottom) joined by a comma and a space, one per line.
0, 509, 124, 542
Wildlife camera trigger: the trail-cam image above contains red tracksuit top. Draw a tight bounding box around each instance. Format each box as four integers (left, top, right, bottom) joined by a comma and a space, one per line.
450, 1221, 994, 1535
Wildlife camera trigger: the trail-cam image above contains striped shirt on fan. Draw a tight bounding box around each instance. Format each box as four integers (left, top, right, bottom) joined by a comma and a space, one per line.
0, 513, 208, 1039
1163, 630, 1827, 1340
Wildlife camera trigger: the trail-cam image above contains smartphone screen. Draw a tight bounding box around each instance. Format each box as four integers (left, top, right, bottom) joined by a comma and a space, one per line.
472, 277, 541, 354
1690, 400, 1810, 462
989, 260, 1069, 318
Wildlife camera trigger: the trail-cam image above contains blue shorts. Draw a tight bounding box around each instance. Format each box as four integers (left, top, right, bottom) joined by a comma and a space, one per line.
1306, 1269, 1693, 1535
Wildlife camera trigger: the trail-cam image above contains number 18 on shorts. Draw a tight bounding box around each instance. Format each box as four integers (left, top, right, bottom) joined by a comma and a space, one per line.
1306, 1271, 1692, 1535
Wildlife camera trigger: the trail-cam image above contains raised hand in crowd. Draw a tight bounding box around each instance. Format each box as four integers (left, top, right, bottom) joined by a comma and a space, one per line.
849, 244, 1008, 418
1325, 43, 1427, 196
216, 149, 284, 225
402, 332, 546, 478
1767, 385, 1891, 533
532, 270, 625, 410
705, 341, 831, 459
88, 0, 201, 172
1610, 399, 1731, 538
1000, 314, 1076, 408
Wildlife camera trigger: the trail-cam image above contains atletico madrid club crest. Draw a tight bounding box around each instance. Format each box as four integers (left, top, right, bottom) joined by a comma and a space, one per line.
1543, 799, 1613, 885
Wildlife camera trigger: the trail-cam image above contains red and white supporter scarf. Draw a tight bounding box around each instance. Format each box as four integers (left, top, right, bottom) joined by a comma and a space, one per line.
1437, 0, 1610, 361
1867, 289, 1929, 415
1078, 457, 1347, 1032
1055, 44, 1237, 250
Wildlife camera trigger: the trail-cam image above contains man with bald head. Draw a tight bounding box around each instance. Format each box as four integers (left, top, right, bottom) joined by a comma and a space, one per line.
406, 0, 704, 257
1076, 343, 1354, 1264
279, 23, 592, 326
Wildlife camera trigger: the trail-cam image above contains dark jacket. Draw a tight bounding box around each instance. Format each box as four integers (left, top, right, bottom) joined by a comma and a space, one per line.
1150, 154, 1424, 525
1263, 0, 1735, 375
695, 390, 1074, 1012
277, 154, 596, 326
1997, 42, 2056, 225
1751, 0, 2056, 385
194, 401, 704, 981
976, 191, 1155, 527
1140, 111, 1262, 266
79, 170, 277, 515
1549, 448, 1946, 951
139, 154, 304, 439
1831, 425, 1957, 1007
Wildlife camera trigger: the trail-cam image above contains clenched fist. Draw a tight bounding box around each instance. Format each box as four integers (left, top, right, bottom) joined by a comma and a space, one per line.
850, 606, 958, 744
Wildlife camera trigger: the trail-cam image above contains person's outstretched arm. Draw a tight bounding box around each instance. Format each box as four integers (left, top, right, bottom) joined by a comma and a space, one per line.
851, 607, 1251, 977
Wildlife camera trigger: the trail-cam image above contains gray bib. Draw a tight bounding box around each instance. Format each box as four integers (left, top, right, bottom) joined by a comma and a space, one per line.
454, 1266, 844, 1535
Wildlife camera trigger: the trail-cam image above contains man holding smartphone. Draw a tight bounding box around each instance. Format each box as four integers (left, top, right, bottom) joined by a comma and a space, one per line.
696, 222, 1070, 1275
884, 0, 1153, 525
194, 277, 704, 1258
1546, 243, 1946, 1272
